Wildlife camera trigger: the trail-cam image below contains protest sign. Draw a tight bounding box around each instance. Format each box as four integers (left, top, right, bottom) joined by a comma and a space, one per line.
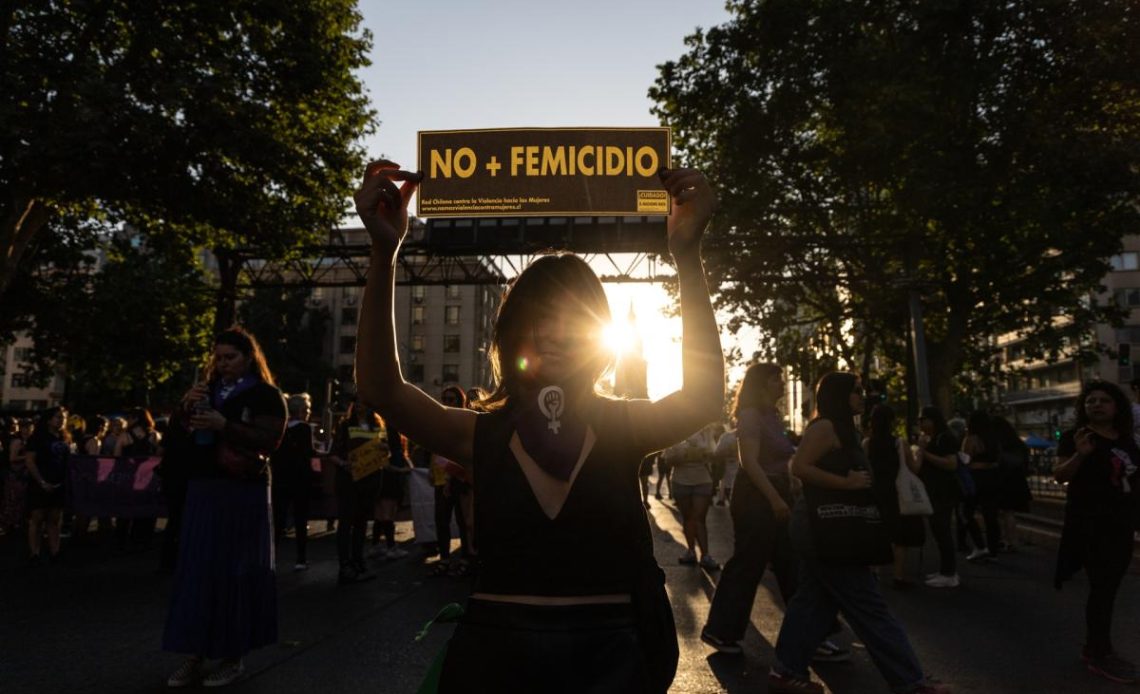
417, 127, 671, 217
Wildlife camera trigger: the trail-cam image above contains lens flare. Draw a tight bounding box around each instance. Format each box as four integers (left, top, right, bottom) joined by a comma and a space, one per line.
517, 357, 529, 371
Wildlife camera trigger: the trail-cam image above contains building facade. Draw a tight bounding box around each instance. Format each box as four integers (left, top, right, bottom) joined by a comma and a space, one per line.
998, 235, 1140, 437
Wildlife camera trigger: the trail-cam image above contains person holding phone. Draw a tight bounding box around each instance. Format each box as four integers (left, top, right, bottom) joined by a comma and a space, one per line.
1054, 381, 1140, 684
162, 327, 286, 689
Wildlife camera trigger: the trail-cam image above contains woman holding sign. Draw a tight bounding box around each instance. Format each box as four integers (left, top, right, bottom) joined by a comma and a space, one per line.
353, 160, 723, 693
328, 401, 389, 584
163, 327, 286, 689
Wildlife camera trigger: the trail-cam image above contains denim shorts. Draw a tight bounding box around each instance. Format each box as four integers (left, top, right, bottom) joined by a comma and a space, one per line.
671, 482, 713, 499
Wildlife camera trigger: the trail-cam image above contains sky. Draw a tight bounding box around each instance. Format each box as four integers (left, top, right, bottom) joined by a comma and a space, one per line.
354, 0, 740, 398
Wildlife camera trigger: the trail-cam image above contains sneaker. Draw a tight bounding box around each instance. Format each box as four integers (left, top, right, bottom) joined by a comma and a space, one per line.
700, 628, 742, 655
924, 573, 961, 588
1088, 653, 1138, 684
654, 492, 663, 501
353, 560, 376, 579
202, 660, 245, 688
700, 555, 721, 571
678, 551, 697, 565
367, 544, 387, 559
768, 668, 824, 693
387, 546, 409, 559
813, 639, 851, 662
167, 658, 202, 688
293, 562, 308, 572
966, 548, 991, 562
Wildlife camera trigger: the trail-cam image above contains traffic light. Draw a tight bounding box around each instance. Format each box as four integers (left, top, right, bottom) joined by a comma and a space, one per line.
1054, 427, 1062, 441
1119, 343, 1132, 367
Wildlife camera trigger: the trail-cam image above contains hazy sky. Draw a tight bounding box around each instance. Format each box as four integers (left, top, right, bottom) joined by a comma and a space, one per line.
353, 1, 742, 397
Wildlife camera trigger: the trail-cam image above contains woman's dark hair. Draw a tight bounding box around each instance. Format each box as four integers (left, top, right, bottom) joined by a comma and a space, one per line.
919, 405, 948, 437
342, 401, 382, 429
36, 407, 71, 444
206, 326, 276, 387
86, 415, 108, 437
440, 385, 467, 408
812, 372, 860, 449
733, 362, 781, 418
128, 407, 155, 432
966, 411, 1001, 460
868, 403, 896, 442
482, 253, 613, 411
1074, 379, 1133, 434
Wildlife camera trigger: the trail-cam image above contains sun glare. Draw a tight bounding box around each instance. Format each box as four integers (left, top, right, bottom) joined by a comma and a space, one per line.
603, 322, 637, 357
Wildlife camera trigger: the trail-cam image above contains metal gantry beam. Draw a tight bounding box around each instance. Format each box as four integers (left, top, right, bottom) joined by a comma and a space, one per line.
232, 216, 676, 290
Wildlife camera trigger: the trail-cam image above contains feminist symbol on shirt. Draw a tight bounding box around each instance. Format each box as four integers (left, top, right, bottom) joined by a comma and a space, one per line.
538, 386, 565, 434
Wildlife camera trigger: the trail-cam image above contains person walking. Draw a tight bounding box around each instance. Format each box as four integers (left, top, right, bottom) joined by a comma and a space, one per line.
665, 425, 720, 570
1054, 380, 1140, 684
701, 363, 800, 654
162, 327, 287, 688
353, 161, 723, 693
768, 373, 948, 694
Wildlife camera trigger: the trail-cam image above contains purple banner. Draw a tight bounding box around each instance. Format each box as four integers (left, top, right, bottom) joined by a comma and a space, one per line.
68, 456, 167, 519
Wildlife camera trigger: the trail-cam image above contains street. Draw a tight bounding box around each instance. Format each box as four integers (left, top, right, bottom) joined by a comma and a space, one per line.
2, 477, 1138, 694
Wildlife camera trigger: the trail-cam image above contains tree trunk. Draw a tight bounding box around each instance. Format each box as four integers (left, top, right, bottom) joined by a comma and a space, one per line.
0, 197, 52, 299
213, 249, 239, 333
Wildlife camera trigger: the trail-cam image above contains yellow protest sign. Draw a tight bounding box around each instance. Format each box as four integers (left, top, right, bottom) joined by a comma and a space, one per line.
348, 430, 389, 481
417, 127, 671, 217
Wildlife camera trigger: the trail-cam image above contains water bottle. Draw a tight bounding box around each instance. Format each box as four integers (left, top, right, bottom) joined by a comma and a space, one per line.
193, 398, 216, 445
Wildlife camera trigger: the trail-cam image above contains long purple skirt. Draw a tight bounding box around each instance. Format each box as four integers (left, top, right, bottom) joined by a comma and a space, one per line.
162, 478, 277, 659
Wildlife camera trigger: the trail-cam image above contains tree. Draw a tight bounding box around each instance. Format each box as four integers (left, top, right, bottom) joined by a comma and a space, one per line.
21, 228, 216, 412
652, 0, 1140, 411
1, 1, 375, 303
238, 285, 333, 399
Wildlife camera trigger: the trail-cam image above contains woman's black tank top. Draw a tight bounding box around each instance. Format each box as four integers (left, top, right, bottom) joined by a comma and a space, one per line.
471, 397, 656, 597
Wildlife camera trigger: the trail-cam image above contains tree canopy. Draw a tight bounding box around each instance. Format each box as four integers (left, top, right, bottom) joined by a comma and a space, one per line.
652, 0, 1140, 410
1, 0, 376, 299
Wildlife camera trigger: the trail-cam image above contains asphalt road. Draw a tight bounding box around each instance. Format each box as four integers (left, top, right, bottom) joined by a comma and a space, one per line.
2, 476, 1138, 693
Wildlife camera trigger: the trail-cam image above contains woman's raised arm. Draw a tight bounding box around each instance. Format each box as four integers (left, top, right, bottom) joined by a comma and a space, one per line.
353, 161, 476, 465
626, 168, 725, 453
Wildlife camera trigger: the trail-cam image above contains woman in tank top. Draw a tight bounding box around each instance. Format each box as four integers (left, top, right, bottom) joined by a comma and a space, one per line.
352, 161, 723, 693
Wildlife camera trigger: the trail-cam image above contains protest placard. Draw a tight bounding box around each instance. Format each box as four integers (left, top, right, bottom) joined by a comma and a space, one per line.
417, 127, 671, 217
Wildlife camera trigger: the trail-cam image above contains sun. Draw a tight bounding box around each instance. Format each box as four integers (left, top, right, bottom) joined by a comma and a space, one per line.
603, 321, 637, 358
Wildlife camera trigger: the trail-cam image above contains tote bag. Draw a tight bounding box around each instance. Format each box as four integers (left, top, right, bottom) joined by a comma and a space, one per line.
895, 438, 933, 516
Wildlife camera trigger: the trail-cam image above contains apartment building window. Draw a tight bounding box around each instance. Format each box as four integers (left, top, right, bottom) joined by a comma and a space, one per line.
446, 284, 461, 300
1113, 288, 1140, 307
409, 364, 425, 382
442, 363, 460, 383
443, 335, 461, 353
1111, 252, 1139, 271
412, 285, 426, 303
412, 306, 425, 324
10, 372, 35, 388
445, 306, 460, 325
341, 308, 357, 326
411, 335, 424, 352
339, 336, 356, 355
14, 347, 33, 362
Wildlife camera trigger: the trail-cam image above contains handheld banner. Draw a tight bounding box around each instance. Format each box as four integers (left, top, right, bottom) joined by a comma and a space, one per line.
348, 437, 390, 481
417, 127, 672, 217
68, 456, 167, 519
